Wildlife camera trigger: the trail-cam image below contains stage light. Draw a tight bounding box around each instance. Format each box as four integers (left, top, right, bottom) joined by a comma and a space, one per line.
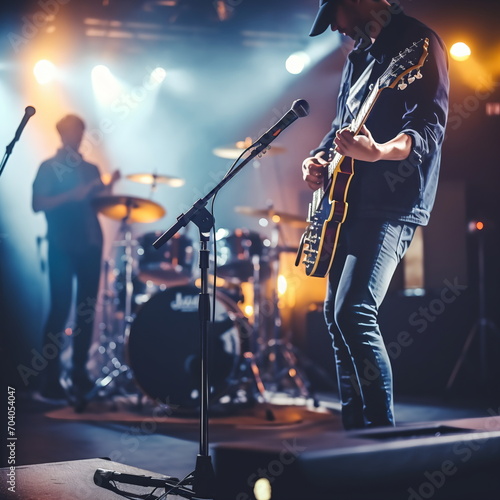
91, 64, 122, 105
468, 220, 486, 233
450, 42, 471, 62
92, 64, 111, 79
33, 59, 56, 84
150, 66, 167, 84
253, 477, 272, 500
285, 51, 310, 75
277, 274, 287, 296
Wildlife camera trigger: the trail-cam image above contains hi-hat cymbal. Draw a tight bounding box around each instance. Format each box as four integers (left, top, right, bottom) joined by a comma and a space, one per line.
235, 206, 307, 228
213, 137, 286, 159
126, 173, 185, 187
93, 195, 166, 223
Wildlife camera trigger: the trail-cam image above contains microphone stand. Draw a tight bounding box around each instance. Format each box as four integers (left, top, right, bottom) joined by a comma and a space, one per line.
0, 106, 36, 178
94, 139, 281, 500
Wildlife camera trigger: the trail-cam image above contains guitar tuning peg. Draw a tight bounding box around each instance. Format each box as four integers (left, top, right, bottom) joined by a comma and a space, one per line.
398, 78, 407, 90
408, 74, 416, 84
415, 70, 423, 79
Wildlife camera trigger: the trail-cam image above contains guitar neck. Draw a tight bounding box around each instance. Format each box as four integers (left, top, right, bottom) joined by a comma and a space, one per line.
327, 84, 382, 178
308, 84, 383, 222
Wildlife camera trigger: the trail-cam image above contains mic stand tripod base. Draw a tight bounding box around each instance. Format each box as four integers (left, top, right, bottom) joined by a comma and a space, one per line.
94, 467, 196, 498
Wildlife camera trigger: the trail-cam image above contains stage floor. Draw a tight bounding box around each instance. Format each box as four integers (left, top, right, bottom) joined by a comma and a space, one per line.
2, 390, 499, 499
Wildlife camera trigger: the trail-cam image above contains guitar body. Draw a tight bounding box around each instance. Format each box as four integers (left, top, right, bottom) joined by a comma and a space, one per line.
296, 157, 354, 277
295, 38, 429, 278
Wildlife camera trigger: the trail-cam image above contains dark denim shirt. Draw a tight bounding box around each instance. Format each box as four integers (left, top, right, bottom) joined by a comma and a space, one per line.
312, 12, 449, 226
33, 148, 104, 253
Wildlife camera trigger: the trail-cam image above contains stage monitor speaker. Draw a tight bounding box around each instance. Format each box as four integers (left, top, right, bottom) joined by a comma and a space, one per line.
213, 418, 500, 500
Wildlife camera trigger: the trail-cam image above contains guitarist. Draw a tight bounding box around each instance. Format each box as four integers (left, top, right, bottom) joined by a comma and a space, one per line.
302, 0, 449, 429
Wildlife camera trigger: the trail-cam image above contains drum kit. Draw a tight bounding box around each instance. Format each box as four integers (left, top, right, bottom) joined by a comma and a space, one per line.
85, 157, 316, 415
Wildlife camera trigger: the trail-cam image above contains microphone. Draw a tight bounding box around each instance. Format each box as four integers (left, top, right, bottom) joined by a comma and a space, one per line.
256, 99, 309, 146
93, 468, 178, 488
14, 106, 36, 142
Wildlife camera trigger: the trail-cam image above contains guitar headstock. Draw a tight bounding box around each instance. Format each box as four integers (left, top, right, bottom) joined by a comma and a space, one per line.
378, 38, 429, 91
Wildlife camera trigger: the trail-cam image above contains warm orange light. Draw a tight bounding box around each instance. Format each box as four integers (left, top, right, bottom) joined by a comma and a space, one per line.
468, 220, 486, 232
450, 42, 471, 62
277, 274, 287, 296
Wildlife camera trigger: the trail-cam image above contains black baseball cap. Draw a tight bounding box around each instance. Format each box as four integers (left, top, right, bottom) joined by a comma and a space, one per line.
309, 0, 337, 37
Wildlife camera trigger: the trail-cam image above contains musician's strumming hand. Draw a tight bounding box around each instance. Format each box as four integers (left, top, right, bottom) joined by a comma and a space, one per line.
302, 151, 329, 191
334, 125, 412, 162
333, 125, 380, 162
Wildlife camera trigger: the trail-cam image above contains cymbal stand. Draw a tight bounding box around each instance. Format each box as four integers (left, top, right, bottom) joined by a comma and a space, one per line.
76, 210, 136, 411
219, 253, 276, 418
257, 221, 316, 403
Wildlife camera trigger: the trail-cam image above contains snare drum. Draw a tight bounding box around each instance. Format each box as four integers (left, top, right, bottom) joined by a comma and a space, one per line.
127, 285, 242, 411
137, 231, 194, 287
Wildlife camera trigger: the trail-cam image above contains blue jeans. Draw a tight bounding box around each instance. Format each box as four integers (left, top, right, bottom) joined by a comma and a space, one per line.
324, 217, 416, 429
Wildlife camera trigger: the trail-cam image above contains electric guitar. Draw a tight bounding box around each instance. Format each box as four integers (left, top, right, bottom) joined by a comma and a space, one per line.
295, 38, 429, 278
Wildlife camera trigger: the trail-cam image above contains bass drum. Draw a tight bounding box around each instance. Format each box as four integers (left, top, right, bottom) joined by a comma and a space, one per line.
127, 285, 241, 412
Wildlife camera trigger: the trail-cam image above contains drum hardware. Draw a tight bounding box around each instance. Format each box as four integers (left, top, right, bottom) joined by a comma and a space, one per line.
77, 195, 167, 412
136, 230, 194, 288
259, 239, 316, 402
236, 204, 317, 404
213, 227, 270, 283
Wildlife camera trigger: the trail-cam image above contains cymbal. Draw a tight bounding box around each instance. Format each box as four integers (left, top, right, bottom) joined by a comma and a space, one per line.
235, 206, 307, 228
93, 195, 166, 223
126, 173, 185, 188
213, 137, 286, 159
